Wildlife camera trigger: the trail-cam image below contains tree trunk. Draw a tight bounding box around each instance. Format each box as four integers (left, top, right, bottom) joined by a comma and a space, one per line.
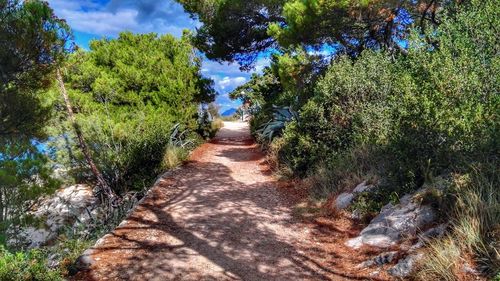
56, 68, 118, 203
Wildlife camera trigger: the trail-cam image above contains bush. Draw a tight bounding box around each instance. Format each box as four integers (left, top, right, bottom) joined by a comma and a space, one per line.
0, 246, 62, 281
162, 145, 190, 170
274, 0, 498, 196
277, 51, 397, 177
48, 32, 215, 193
387, 0, 499, 188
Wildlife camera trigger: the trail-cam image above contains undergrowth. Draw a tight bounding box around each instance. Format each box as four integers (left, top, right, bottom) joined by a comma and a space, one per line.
414, 166, 500, 280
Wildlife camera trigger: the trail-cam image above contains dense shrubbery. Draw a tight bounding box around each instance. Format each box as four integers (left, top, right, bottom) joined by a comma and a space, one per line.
0, 246, 61, 281
48, 32, 216, 193
236, 0, 498, 278
1, 2, 220, 276
264, 0, 498, 194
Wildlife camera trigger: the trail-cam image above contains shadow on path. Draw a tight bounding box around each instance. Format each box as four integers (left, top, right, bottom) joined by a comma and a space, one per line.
73, 122, 377, 281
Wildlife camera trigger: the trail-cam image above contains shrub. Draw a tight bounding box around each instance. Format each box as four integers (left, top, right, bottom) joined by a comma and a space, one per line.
275, 0, 499, 196
386, 0, 499, 188
0, 246, 62, 281
277, 51, 397, 176
162, 145, 189, 170
48, 32, 215, 193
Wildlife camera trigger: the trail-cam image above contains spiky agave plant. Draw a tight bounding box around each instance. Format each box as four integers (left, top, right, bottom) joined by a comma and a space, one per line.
169, 123, 193, 148
257, 106, 298, 141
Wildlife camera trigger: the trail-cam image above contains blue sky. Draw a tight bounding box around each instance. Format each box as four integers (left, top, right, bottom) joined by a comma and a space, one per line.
47, 0, 269, 112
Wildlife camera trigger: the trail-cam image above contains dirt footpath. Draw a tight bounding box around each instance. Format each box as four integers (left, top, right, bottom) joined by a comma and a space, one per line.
74, 122, 378, 281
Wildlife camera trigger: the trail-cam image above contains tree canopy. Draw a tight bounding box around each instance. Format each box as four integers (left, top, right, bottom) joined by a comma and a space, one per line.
52, 32, 216, 190
177, 0, 286, 69
0, 0, 70, 141
177, 0, 448, 67
0, 0, 69, 231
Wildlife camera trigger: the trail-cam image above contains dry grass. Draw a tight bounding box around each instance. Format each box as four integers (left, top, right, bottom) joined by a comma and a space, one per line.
212, 118, 224, 131
307, 146, 380, 200
414, 169, 500, 280
162, 145, 189, 170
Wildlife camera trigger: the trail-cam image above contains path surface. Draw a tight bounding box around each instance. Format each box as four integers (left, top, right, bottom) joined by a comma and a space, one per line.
74, 122, 363, 281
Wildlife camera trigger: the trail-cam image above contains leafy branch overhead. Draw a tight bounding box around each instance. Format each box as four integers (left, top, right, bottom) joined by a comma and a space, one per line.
176, 0, 448, 68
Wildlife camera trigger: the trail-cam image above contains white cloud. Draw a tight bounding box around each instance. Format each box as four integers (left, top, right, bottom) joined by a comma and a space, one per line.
254, 57, 271, 73
217, 76, 247, 90
48, 0, 196, 37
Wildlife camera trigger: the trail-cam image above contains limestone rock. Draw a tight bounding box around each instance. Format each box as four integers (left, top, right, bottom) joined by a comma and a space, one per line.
70, 249, 96, 275
7, 184, 98, 248
346, 192, 436, 249
353, 181, 374, 193
7, 227, 53, 248
421, 223, 447, 239
388, 253, 424, 277
335, 192, 354, 209
356, 251, 399, 269
373, 251, 398, 265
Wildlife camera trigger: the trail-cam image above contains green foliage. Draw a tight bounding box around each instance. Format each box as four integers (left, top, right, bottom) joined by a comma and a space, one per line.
0, 0, 67, 238
388, 0, 499, 186
0, 0, 70, 140
0, 143, 59, 234
266, 0, 498, 184
53, 236, 93, 276
176, 0, 447, 68
197, 108, 223, 139
276, 51, 396, 175
0, 246, 62, 281
177, 0, 285, 68
268, 0, 410, 53
48, 32, 215, 193
257, 106, 298, 141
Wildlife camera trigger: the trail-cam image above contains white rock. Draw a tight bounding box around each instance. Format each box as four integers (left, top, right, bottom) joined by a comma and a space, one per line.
346, 190, 436, 249
408, 240, 425, 252
373, 251, 398, 265
7, 184, 97, 248
361, 234, 397, 248
355, 260, 375, 269
421, 223, 447, 239
356, 251, 399, 269
388, 253, 424, 277
345, 236, 364, 249
335, 192, 354, 209
353, 181, 374, 193
8, 227, 53, 248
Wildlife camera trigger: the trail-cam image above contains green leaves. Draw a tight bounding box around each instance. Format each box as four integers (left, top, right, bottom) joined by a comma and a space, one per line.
52, 32, 214, 192
0, 246, 62, 281
0, 0, 70, 140
247, 0, 499, 188
177, 0, 286, 68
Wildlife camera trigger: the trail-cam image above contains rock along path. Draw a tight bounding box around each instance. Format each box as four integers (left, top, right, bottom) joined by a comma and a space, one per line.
74, 122, 360, 281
